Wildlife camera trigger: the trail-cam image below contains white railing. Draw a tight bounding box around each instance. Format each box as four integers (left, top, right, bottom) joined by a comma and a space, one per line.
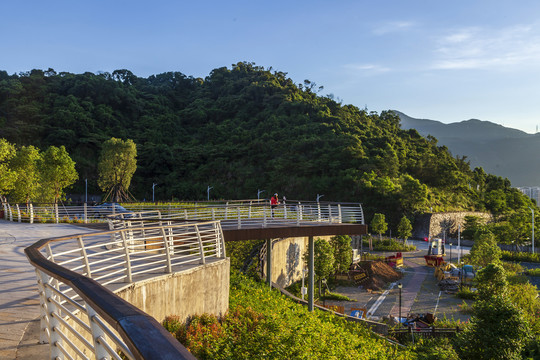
26, 221, 225, 359
108, 202, 364, 229
2, 200, 364, 225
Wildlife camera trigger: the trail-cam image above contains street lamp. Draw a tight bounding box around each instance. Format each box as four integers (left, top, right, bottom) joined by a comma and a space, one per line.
257, 189, 265, 201
316, 194, 324, 202
397, 283, 403, 324
85, 178, 88, 203
152, 183, 157, 202
207, 186, 213, 201
529, 206, 535, 254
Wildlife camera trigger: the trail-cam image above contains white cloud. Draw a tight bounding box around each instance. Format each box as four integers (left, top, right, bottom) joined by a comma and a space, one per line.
372, 21, 416, 35
343, 63, 391, 75
432, 24, 540, 70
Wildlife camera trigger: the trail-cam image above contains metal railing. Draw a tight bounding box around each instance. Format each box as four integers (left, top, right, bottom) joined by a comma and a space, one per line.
26, 221, 226, 359
2, 200, 364, 225
108, 202, 364, 228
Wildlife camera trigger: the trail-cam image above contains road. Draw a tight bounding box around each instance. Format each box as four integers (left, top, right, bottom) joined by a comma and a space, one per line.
326, 239, 472, 323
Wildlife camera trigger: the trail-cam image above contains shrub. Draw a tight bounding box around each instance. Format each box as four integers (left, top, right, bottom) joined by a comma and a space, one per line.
456, 287, 477, 300
371, 238, 416, 252
501, 250, 540, 263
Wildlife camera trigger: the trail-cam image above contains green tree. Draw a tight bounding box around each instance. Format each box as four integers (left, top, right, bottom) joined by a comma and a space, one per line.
474, 263, 508, 300
371, 213, 388, 240
397, 216, 412, 242
0, 139, 17, 200
10, 145, 41, 204
303, 238, 335, 285
468, 232, 501, 267
98, 138, 137, 202
330, 235, 352, 272
457, 265, 531, 360
40, 146, 79, 203
462, 215, 485, 240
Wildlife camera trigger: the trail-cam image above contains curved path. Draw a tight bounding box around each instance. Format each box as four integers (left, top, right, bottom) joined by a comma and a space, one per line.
0, 220, 95, 360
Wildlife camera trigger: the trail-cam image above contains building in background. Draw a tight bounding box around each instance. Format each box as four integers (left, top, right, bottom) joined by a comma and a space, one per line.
517, 187, 540, 205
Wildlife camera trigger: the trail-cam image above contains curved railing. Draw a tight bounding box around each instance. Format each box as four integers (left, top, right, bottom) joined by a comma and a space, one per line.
108, 201, 364, 228
2, 200, 364, 225
25, 221, 226, 359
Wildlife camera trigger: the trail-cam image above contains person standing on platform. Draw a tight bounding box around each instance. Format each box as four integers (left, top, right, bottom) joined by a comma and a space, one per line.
270, 193, 279, 217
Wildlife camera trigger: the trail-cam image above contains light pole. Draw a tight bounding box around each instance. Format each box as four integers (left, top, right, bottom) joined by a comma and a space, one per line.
257, 189, 265, 201
398, 283, 402, 323
529, 206, 535, 253
152, 183, 157, 202
85, 178, 87, 203
316, 194, 324, 202
207, 186, 213, 201
457, 224, 461, 265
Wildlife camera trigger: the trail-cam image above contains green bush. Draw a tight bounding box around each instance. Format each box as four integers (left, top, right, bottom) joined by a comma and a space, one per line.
321, 291, 353, 301
525, 268, 540, 276
164, 272, 413, 359
456, 287, 477, 300
371, 238, 416, 252
501, 250, 540, 263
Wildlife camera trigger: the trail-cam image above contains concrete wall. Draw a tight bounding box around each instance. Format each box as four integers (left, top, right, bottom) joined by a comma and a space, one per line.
413, 212, 491, 241
115, 258, 230, 323
265, 236, 332, 288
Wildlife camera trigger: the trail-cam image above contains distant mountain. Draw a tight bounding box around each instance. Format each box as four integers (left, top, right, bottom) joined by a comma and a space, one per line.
394, 110, 540, 187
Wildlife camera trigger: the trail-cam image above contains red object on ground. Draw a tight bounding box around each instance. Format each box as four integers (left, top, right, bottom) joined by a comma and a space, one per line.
424, 255, 444, 267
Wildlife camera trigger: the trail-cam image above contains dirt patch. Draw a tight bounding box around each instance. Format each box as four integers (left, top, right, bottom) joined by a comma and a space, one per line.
356, 261, 402, 291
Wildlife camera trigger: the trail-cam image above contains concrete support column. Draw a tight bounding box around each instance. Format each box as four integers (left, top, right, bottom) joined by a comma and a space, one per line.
308, 235, 314, 312
266, 238, 272, 288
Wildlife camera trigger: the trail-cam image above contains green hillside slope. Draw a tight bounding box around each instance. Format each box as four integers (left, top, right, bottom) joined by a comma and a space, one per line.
0, 63, 531, 224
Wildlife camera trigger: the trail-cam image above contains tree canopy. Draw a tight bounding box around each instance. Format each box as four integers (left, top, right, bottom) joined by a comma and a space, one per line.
0, 63, 534, 227
98, 137, 137, 202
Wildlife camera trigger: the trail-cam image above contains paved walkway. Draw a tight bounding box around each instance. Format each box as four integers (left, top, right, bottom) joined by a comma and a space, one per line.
0, 220, 95, 360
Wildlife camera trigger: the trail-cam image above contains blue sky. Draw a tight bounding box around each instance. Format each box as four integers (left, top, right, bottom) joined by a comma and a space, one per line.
3, 0, 540, 133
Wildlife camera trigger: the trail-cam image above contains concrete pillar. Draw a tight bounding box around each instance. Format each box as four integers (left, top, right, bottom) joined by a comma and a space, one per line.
266, 238, 272, 288
308, 235, 314, 312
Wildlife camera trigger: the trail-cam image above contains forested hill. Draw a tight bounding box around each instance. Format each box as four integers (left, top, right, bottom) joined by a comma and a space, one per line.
0, 63, 529, 224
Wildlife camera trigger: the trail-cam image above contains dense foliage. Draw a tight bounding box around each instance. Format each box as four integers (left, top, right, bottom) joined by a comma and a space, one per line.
0, 63, 533, 224
163, 272, 412, 359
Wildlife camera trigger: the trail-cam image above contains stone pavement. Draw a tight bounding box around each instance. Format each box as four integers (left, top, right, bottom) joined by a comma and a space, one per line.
0, 220, 95, 360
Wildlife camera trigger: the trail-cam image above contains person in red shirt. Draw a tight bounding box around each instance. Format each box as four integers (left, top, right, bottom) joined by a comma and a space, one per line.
270, 193, 279, 217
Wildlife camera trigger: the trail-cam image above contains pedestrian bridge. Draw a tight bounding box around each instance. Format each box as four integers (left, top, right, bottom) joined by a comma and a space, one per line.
24, 201, 367, 359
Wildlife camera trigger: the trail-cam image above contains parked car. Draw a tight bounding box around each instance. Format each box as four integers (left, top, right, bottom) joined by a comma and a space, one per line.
91, 203, 132, 218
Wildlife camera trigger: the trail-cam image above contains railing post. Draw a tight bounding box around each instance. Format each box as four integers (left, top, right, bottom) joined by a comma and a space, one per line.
263, 208, 267, 227
225, 202, 229, 220
86, 305, 109, 359
8, 203, 13, 222
317, 203, 321, 221
328, 204, 332, 222
217, 222, 226, 258
338, 204, 342, 223
249, 201, 252, 218
237, 208, 242, 229
37, 270, 63, 358
77, 236, 92, 278
34, 269, 49, 344
54, 203, 59, 224
84, 203, 88, 224
212, 208, 215, 221
160, 227, 173, 273
120, 230, 133, 282
284, 204, 287, 219
30, 203, 34, 223
195, 225, 206, 264
16, 203, 21, 222
184, 209, 188, 220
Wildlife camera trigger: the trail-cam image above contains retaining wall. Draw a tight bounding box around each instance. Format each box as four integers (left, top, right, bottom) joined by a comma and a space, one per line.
412, 212, 491, 241
115, 258, 230, 323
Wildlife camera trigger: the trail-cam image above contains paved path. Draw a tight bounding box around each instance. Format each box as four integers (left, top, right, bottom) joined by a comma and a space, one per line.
0, 220, 95, 360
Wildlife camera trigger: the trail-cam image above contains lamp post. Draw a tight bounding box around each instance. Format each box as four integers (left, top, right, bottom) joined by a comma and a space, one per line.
257, 189, 265, 201
460, 261, 464, 291
85, 178, 87, 203
152, 183, 157, 202
529, 206, 535, 253
316, 194, 324, 202
207, 186, 213, 201
398, 283, 403, 323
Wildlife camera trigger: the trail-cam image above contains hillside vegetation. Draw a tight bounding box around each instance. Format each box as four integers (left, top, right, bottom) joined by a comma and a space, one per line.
0, 63, 532, 224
